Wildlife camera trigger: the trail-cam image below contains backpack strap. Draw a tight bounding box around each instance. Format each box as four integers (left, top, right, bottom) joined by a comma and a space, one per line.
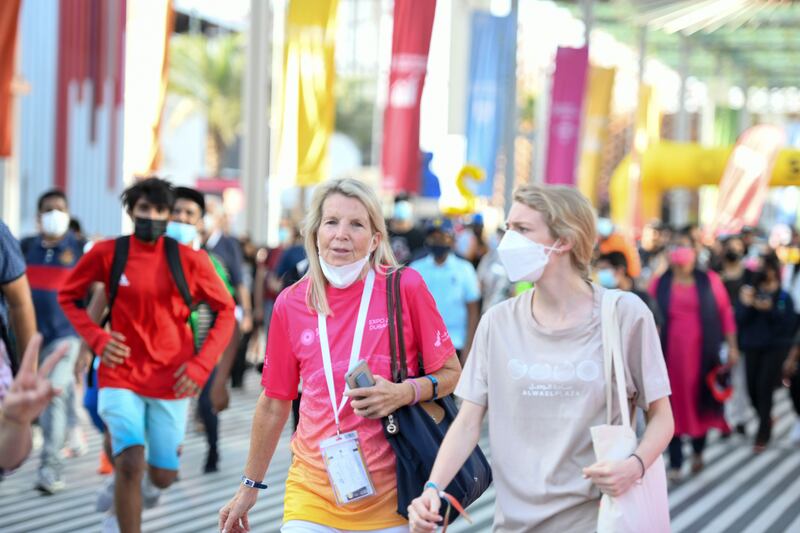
164, 237, 193, 310
102, 236, 130, 328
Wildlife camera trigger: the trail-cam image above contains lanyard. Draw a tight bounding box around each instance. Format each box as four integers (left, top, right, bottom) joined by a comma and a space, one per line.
318, 268, 375, 434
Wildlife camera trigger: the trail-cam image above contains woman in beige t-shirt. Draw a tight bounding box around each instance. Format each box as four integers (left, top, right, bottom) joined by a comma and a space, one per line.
408, 185, 674, 533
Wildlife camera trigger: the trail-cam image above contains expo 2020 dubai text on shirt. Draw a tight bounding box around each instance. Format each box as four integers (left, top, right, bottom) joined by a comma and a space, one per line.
262, 267, 454, 529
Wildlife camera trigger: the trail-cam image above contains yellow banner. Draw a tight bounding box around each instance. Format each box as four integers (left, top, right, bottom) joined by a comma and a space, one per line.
625, 83, 660, 232
277, 0, 339, 186
577, 66, 615, 205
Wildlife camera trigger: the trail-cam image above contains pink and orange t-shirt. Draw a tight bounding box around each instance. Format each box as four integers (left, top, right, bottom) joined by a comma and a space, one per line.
262, 268, 455, 529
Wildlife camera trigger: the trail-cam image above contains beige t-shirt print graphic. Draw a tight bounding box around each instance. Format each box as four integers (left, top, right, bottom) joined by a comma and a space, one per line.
456, 286, 671, 533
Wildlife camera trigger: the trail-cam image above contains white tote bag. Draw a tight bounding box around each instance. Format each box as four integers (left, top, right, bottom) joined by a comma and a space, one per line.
590, 290, 671, 533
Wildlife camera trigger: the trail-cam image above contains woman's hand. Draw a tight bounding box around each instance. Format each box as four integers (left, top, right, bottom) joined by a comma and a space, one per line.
408, 487, 443, 533
346, 376, 412, 419
582, 457, 642, 497
219, 486, 259, 533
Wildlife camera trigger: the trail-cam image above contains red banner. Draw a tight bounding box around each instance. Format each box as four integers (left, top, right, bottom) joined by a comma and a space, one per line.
381, 0, 436, 194
0, 0, 22, 157
708, 125, 785, 237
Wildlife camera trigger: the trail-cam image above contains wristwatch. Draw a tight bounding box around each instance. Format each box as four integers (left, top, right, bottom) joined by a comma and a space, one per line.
241, 476, 268, 490
424, 375, 439, 400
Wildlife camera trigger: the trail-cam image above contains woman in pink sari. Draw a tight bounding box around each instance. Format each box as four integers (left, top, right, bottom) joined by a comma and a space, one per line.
650, 230, 739, 480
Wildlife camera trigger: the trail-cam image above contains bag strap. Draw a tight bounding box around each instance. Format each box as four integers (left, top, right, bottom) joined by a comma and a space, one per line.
387, 270, 400, 383
393, 267, 411, 380
164, 236, 193, 310
102, 236, 131, 328
601, 289, 630, 427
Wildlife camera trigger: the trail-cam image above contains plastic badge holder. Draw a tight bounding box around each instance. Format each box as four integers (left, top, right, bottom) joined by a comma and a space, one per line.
320, 431, 376, 506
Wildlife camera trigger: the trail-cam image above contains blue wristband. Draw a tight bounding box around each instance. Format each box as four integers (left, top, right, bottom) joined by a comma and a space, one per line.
423, 375, 439, 400
241, 476, 268, 490
424, 480, 441, 493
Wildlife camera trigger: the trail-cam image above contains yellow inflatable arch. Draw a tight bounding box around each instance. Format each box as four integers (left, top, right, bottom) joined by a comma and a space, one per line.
609, 141, 800, 226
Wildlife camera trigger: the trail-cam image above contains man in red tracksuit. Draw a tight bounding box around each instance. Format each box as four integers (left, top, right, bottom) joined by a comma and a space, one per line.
59, 177, 235, 533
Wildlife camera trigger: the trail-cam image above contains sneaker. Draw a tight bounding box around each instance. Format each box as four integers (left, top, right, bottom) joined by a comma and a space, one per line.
142, 476, 161, 509
32, 424, 44, 451
97, 450, 114, 475
63, 426, 89, 458
667, 468, 682, 482
789, 421, 800, 446
101, 512, 120, 533
690, 455, 704, 474
203, 447, 219, 474
35, 467, 65, 495
95, 477, 115, 512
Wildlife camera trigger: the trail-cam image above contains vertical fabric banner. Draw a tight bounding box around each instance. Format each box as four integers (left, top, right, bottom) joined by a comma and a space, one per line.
628, 84, 660, 232
577, 66, 614, 205
278, 0, 339, 186
0, 0, 22, 157
708, 125, 785, 237
544, 46, 589, 186
464, 11, 514, 198
123, 0, 173, 178
55, 0, 127, 192
381, 0, 436, 194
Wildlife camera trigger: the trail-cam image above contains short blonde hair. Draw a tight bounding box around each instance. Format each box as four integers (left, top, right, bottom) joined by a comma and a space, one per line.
301, 178, 398, 315
513, 184, 596, 279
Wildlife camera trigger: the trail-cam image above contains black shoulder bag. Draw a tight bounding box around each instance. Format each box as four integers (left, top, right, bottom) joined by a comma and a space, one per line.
383, 267, 492, 523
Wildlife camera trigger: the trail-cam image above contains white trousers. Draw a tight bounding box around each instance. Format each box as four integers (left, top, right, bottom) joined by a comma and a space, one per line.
281, 521, 409, 533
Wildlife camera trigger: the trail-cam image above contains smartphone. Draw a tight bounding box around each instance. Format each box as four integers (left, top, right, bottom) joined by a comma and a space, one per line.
345, 360, 376, 390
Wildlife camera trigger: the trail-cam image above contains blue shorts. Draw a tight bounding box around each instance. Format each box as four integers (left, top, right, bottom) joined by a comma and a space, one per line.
97, 387, 190, 470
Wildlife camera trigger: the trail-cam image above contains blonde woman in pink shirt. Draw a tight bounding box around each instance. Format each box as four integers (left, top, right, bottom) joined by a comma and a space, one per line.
409, 185, 675, 533
220, 178, 461, 533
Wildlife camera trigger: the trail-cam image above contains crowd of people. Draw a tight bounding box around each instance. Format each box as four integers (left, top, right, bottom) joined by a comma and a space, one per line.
0, 176, 799, 532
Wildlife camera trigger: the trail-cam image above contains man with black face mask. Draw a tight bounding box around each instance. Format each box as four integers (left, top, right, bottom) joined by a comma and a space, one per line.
58, 177, 235, 533
411, 218, 480, 364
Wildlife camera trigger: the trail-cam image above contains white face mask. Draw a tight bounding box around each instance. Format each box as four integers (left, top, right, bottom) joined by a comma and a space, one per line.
41, 210, 70, 237
319, 253, 371, 289
496, 230, 562, 283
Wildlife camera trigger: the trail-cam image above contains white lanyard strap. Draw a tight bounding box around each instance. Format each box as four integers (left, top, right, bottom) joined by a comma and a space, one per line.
318, 269, 375, 433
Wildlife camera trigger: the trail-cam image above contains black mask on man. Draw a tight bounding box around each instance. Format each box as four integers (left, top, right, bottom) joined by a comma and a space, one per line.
429, 244, 450, 261
724, 250, 741, 263
134, 217, 168, 242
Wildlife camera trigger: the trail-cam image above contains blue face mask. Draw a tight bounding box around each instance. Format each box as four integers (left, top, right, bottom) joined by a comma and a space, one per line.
394, 201, 413, 222
597, 218, 614, 238
166, 221, 198, 245
278, 227, 290, 243
597, 268, 619, 289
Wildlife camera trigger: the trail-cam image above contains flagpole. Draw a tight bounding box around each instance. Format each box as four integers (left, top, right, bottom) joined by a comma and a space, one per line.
502, 0, 519, 215
242, 0, 272, 245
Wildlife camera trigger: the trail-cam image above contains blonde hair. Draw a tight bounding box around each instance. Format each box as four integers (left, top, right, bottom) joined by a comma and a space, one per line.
513, 184, 597, 279
302, 178, 398, 315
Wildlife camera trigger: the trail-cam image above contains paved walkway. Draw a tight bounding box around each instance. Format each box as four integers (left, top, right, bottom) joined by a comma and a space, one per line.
1, 374, 799, 532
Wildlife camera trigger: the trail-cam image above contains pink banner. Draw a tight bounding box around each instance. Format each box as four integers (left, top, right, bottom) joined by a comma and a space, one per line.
708, 125, 786, 237
545, 46, 589, 186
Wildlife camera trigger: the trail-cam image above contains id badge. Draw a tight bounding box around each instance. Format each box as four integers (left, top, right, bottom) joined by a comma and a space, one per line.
320, 430, 376, 505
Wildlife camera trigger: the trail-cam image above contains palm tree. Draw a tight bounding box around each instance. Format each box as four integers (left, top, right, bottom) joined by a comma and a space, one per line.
168, 32, 244, 175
